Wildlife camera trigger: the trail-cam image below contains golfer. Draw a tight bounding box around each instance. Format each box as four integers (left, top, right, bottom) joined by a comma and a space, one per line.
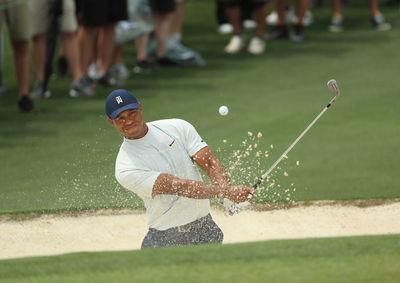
106, 89, 255, 248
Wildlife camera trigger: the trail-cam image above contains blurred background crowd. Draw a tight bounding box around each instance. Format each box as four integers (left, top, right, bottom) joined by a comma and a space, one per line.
0, 0, 397, 113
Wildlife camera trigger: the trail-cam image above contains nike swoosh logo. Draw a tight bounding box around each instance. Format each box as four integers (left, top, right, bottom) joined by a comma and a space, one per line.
169, 140, 175, 146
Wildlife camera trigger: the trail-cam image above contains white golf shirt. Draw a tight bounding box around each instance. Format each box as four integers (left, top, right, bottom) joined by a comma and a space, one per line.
115, 119, 210, 230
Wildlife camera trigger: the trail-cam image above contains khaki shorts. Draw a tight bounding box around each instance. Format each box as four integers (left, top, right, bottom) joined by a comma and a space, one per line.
0, 1, 30, 41
30, 0, 78, 37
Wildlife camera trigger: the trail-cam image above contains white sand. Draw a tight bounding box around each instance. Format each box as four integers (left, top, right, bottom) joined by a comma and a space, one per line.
1, 201, 400, 260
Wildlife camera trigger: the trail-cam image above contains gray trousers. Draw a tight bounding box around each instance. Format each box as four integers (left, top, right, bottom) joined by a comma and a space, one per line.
141, 214, 224, 248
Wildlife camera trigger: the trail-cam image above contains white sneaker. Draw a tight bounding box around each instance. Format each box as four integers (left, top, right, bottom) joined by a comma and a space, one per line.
218, 23, 233, 35
329, 16, 344, 33
110, 63, 130, 81
87, 63, 101, 80
224, 35, 245, 54
372, 14, 391, 31
243, 19, 257, 30
290, 10, 314, 26
248, 37, 266, 55
266, 10, 292, 25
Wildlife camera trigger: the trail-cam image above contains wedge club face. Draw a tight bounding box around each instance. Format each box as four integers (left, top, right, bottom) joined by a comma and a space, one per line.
327, 79, 340, 96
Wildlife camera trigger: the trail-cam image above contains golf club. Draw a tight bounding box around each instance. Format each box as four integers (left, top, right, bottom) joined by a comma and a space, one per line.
228, 79, 341, 215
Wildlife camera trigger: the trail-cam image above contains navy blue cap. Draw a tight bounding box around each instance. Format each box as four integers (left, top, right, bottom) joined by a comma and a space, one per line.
105, 89, 139, 119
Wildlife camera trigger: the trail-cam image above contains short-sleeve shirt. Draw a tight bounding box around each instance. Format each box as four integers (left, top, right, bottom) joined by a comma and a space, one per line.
115, 119, 209, 230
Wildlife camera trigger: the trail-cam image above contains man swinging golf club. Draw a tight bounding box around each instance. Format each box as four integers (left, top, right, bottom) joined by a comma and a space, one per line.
106, 89, 255, 248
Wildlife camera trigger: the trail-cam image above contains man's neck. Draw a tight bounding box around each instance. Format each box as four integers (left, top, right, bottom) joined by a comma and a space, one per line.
125, 123, 149, 140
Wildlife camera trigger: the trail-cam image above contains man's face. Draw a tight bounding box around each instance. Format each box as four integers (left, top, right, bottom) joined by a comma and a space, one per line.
108, 106, 146, 139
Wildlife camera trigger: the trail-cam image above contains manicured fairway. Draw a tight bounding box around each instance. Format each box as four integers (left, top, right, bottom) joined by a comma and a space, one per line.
0, 1, 399, 213
1, 234, 399, 283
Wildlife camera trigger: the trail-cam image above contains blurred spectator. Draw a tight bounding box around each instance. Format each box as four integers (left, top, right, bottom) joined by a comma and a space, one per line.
329, 0, 391, 32
215, 0, 256, 34
266, 0, 310, 42
29, 0, 93, 99
0, 0, 33, 112
146, 0, 205, 66
219, 0, 268, 55
149, 0, 179, 66
112, 0, 154, 78
170, 0, 185, 42
75, 0, 128, 89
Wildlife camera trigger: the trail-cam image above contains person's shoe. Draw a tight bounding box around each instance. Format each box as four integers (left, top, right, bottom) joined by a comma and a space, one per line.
224, 35, 245, 54
218, 23, 233, 35
266, 10, 292, 26
18, 96, 35, 113
247, 36, 266, 55
290, 10, 314, 26
133, 59, 156, 74
29, 81, 51, 100
329, 15, 344, 32
97, 71, 118, 87
243, 19, 257, 30
266, 11, 279, 25
372, 14, 391, 31
69, 75, 94, 98
156, 57, 179, 67
110, 63, 130, 81
266, 25, 289, 41
290, 24, 305, 43
87, 63, 102, 80
57, 56, 68, 77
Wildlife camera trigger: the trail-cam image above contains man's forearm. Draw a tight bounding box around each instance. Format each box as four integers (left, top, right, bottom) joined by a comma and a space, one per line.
153, 173, 255, 203
153, 173, 227, 199
207, 160, 231, 187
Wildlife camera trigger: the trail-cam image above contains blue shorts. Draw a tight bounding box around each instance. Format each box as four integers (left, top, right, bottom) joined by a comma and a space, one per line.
141, 214, 224, 248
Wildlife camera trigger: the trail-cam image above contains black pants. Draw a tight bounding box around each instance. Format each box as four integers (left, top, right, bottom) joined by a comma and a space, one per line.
141, 214, 223, 248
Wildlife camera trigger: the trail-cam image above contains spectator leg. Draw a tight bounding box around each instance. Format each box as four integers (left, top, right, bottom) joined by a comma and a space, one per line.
11, 40, 30, 97
62, 31, 82, 81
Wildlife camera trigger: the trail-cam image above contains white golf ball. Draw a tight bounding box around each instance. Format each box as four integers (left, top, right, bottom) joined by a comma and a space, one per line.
219, 105, 229, 116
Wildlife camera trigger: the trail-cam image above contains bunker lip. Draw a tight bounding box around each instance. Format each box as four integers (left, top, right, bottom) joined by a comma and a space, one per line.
250, 198, 400, 211
0, 199, 398, 222
1, 200, 399, 260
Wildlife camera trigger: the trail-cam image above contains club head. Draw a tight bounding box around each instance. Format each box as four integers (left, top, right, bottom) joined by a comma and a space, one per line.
327, 79, 340, 97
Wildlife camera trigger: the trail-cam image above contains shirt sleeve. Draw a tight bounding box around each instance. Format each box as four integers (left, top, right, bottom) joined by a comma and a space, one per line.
176, 119, 208, 157
116, 168, 161, 200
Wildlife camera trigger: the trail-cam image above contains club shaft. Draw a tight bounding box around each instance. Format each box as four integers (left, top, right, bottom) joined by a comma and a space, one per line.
253, 96, 337, 189
228, 94, 339, 215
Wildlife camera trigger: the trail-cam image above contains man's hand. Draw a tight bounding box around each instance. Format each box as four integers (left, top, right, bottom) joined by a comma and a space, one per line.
222, 186, 255, 203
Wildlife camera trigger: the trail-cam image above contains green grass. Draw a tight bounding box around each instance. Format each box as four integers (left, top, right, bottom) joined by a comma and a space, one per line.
0, 1, 399, 213
0, 234, 399, 283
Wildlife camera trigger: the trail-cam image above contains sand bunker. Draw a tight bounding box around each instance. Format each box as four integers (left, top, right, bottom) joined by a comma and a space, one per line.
1, 201, 399, 260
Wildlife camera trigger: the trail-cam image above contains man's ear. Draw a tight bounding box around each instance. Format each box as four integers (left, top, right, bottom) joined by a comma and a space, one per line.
107, 118, 114, 125
138, 103, 142, 111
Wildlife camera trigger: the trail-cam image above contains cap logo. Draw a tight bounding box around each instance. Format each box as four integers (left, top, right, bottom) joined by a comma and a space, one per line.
115, 96, 123, 104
